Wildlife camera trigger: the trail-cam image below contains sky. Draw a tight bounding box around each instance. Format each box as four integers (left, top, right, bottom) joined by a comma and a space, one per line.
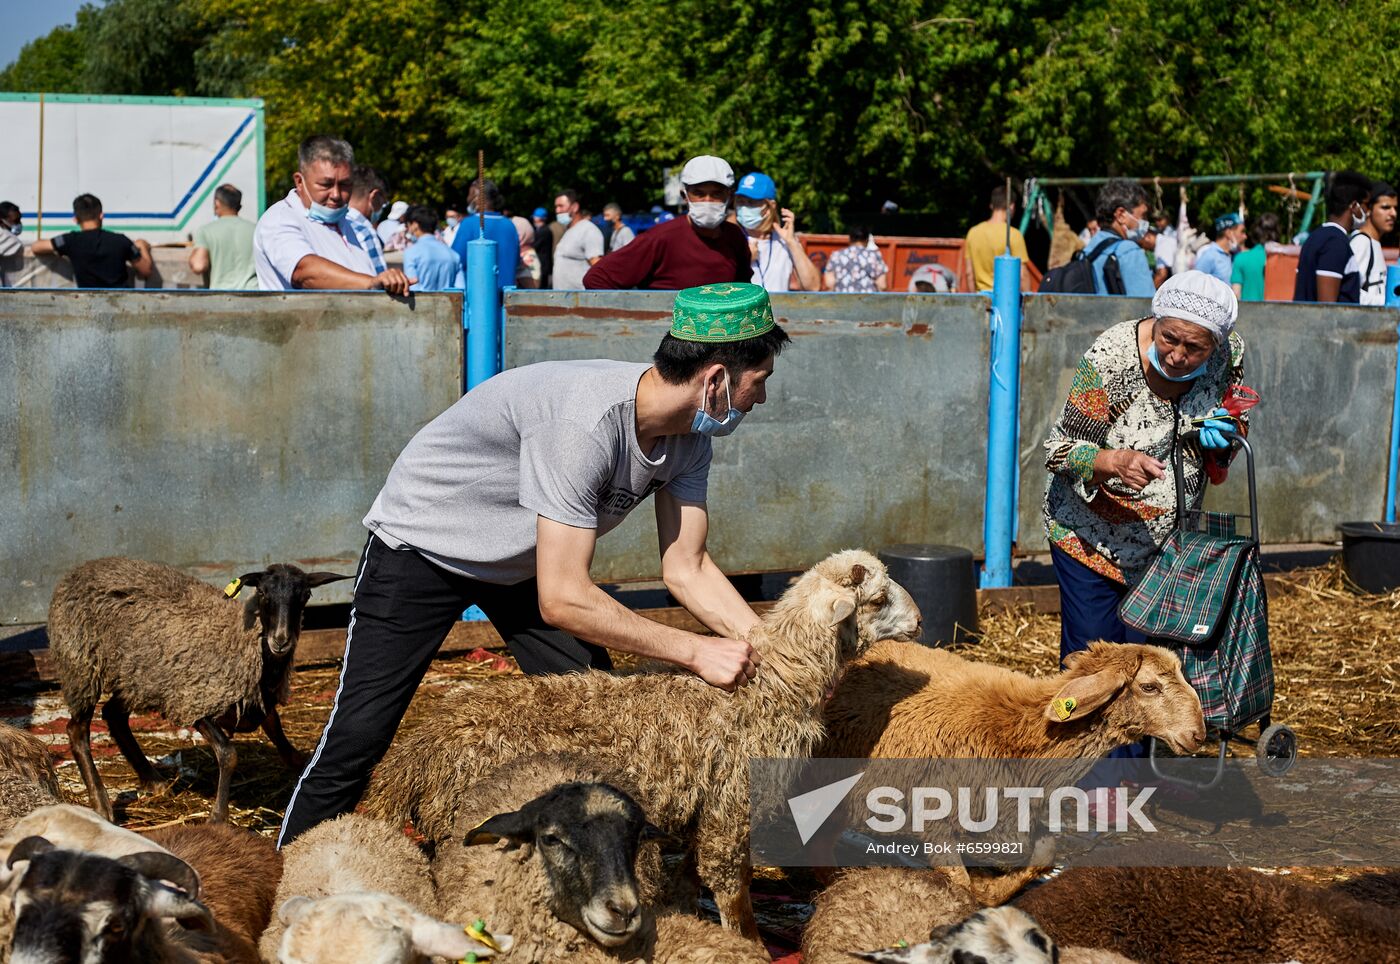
1, 0, 88, 72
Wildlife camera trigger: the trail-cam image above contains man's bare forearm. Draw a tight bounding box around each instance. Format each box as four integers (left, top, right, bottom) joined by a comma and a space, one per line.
664, 555, 760, 640
542, 582, 704, 669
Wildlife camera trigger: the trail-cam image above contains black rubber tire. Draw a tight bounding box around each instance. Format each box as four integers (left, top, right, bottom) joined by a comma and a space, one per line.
1257, 723, 1298, 777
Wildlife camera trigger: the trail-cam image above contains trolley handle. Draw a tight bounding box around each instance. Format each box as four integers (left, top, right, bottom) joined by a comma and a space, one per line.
1173, 428, 1258, 543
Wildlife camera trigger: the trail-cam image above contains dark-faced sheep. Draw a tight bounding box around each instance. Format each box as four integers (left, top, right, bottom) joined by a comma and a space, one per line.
434, 756, 768, 962
1016, 865, 1400, 963
365, 549, 922, 939
819, 641, 1206, 903
47, 557, 349, 822
5, 835, 217, 964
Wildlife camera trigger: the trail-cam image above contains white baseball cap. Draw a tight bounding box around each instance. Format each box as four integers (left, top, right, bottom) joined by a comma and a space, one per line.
388, 200, 410, 220
680, 155, 735, 189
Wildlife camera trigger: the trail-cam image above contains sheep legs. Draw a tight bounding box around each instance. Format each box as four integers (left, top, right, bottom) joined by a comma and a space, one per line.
260, 708, 307, 771
102, 695, 166, 789
699, 837, 760, 941
67, 704, 113, 822
194, 717, 237, 823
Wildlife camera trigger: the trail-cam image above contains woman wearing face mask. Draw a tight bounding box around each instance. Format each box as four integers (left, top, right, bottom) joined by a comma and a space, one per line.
1043, 271, 1249, 743
583, 155, 752, 290
732, 172, 821, 292
1192, 212, 1245, 286
1081, 178, 1157, 297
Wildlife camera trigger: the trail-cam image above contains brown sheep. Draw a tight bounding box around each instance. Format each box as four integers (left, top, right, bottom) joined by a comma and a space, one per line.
0, 722, 60, 799
142, 822, 283, 964
47, 557, 348, 822
819, 641, 1206, 904
1016, 865, 1400, 963
365, 548, 922, 940
804, 868, 1137, 964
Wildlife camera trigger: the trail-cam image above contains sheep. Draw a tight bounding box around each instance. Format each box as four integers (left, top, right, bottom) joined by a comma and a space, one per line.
365, 548, 922, 939
803, 868, 1137, 964
143, 822, 284, 964
47, 557, 350, 822
259, 812, 443, 962
0, 803, 173, 878
818, 640, 1206, 904
274, 891, 513, 964
432, 755, 769, 963
1015, 865, 1400, 963
4, 835, 217, 964
0, 724, 63, 838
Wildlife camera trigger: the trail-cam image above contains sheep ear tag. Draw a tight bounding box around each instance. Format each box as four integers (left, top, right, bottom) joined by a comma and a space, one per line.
223, 577, 243, 599
1053, 697, 1077, 721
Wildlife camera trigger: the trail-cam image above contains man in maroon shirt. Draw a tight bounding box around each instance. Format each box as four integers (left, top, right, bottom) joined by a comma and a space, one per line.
584, 155, 751, 290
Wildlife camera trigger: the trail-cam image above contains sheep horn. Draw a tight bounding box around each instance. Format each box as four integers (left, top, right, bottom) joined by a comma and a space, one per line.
6, 835, 54, 869
118, 851, 203, 900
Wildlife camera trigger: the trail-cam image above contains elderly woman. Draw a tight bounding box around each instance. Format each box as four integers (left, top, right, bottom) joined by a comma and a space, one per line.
1043, 271, 1246, 707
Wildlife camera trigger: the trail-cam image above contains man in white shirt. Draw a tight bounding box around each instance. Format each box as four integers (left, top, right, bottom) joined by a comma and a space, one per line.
253, 136, 412, 294
551, 189, 605, 289
1351, 181, 1396, 306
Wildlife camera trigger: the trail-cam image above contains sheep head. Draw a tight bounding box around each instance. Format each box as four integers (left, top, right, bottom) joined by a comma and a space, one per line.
276, 892, 512, 964
462, 781, 666, 949
238, 565, 351, 657
803, 550, 922, 660
1045, 643, 1206, 754
8, 837, 212, 963
852, 906, 1057, 962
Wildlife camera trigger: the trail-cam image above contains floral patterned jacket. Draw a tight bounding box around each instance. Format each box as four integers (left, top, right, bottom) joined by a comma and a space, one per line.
1042, 318, 1247, 585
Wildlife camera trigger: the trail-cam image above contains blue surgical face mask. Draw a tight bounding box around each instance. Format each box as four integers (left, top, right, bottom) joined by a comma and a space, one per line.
446, 215, 459, 229
557, 212, 573, 226
308, 200, 348, 225
6, 222, 19, 236
1147, 341, 1208, 382
736, 205, 766, 231
691, 371, 745, 437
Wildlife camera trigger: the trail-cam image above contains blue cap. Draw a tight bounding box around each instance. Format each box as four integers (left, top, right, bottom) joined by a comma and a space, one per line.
735, 172, 777, 201
533, 207, 547, 219
1213, 212, 1243, 233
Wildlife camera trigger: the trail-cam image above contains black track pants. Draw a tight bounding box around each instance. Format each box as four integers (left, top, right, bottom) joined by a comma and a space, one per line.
277, 535, 611, 846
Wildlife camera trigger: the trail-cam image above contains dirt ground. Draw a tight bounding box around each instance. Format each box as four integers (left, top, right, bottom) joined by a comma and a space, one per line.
3, 560, 1396, 956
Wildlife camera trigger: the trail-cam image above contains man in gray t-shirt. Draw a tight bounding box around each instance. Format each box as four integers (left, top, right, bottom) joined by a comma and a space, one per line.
279, 281, 791, 846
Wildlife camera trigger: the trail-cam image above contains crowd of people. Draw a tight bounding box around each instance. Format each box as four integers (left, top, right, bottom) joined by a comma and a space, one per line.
3, 136, 1397, 306
1037, 173, 1397, 305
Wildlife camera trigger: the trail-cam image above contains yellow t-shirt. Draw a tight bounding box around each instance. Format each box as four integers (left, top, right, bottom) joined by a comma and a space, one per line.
964, 219, 1029, 291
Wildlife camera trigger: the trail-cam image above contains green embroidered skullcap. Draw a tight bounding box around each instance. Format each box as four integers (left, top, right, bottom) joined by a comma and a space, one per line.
670, 282, 775, 343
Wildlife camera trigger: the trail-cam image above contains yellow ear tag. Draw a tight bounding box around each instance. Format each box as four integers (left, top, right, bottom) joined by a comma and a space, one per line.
223, 578, 243, 599
1053, 697, 1077, 721
466, 919, 504, 953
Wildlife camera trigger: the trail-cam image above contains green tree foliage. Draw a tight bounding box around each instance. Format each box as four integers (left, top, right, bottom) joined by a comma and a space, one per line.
5, 0, 1399, 230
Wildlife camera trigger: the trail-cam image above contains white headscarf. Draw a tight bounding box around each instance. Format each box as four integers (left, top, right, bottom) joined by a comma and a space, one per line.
1151, 269, 1238, 344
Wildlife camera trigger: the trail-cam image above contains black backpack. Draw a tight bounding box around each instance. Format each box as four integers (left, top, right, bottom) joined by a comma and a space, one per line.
1039, 236, 1125, 295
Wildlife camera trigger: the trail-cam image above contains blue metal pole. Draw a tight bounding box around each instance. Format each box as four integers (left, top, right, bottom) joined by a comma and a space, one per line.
1384, 265, 1400, 523
982, 254, 1023, 587
465, 236, 501, 390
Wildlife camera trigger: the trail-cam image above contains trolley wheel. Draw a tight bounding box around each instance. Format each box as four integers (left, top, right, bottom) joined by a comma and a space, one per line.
1256, 723, 1297, 777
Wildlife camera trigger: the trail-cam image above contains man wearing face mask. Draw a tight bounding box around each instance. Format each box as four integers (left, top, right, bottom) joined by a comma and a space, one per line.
583, 155, 751, 290
1082, 179, 1156, 298
550, 188, 605, 290
1192, 212, 1245, 287
253, 135, 413, 294
278, 281, 789, 846
1294, 170, 1372, 303
344, 165, 391, 277
732, 171, 820, 292
0, 202, 24, 287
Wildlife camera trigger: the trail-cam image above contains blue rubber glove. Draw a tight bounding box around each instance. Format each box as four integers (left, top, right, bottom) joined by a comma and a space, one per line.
1198, 407, 1233, 449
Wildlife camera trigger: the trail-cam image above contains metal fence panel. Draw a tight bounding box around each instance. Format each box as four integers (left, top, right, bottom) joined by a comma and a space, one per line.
506, 291, 993, 581
1, 290, 462, 624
